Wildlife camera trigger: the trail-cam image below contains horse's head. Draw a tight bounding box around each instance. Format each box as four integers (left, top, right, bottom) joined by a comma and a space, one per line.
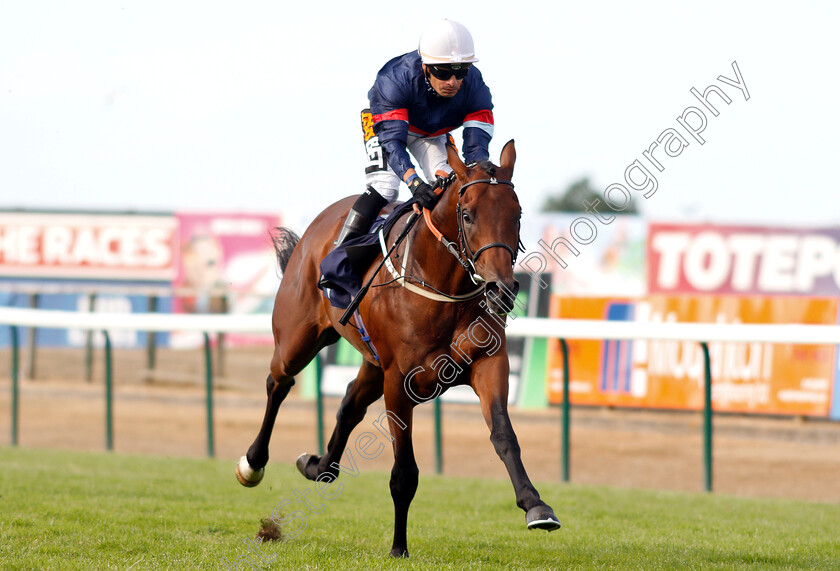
444, 139, 522, 315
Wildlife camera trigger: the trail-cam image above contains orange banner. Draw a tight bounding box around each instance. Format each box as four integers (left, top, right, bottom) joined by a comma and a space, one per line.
547, 296, 836, 416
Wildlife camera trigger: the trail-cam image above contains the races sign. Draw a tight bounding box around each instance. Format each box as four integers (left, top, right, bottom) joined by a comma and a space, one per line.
0, 212, 177, 280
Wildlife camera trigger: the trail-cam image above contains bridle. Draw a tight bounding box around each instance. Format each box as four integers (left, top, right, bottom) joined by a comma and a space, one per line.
424, 171, 525, 285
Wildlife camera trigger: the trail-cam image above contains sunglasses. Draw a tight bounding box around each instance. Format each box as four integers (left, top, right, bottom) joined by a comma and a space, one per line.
428, 65, 470, 81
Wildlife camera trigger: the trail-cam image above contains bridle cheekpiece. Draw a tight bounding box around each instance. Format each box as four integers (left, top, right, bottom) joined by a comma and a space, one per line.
425, 170, 524, 285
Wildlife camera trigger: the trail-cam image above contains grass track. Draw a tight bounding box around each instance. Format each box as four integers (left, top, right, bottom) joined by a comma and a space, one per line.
1, 447, 838, 570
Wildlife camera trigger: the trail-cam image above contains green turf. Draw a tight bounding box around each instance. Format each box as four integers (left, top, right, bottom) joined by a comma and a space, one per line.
1, 447, 838, 570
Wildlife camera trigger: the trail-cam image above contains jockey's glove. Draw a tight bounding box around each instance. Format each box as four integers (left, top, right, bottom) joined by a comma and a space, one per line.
407, 175, 438, 210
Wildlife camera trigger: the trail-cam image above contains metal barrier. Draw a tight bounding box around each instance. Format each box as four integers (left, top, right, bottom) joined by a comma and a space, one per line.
5, 307, 840, 491
506, 317, 840, 491
1, 308, 266, 458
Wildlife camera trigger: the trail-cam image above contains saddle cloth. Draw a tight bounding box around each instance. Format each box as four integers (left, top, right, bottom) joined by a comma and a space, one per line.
318, 201, 415, 309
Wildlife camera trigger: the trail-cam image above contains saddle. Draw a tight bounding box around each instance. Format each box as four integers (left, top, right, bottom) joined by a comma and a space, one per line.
318, 201, 416, 309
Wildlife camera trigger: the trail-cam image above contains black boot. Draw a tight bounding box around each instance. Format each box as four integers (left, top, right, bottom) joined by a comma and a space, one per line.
318, 187, 388, 290
334, 187, 388, 248
333, 208, 373, 247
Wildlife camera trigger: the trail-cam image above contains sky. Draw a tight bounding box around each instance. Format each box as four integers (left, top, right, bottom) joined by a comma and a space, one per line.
1, 2, 838, 231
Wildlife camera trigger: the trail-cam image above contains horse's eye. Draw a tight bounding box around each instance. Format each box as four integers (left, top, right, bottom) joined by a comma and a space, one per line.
462, 210, 472, 224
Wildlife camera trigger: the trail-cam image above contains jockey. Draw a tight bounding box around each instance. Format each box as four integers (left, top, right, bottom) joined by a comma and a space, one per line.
333, 18, 495, 248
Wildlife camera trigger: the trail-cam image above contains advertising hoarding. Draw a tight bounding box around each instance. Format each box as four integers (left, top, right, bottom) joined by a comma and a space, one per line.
547, 296, 836, 417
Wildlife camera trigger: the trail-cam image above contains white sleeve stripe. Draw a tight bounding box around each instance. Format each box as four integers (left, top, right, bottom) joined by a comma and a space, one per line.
463, 121, 494, 136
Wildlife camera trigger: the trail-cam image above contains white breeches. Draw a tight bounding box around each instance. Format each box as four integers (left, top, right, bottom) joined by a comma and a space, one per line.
365, 133, 453, 202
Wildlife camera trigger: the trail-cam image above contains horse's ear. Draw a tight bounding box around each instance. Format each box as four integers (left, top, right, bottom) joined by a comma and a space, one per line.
500, 139, 516, 176
446, 140, 469, 180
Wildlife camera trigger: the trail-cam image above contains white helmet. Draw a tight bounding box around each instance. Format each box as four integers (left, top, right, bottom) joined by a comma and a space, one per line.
418, 19, 479, 65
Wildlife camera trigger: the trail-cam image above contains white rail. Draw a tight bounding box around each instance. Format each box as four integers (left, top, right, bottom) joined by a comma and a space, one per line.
0, 306, 270, 333
2, 306, 839, 346
506, 317, 840, 344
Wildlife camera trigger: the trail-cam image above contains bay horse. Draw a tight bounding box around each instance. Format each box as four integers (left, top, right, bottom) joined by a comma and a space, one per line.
236, 140, 560, 557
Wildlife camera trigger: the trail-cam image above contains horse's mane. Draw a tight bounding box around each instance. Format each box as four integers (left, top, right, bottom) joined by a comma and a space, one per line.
468, 160, 497, 177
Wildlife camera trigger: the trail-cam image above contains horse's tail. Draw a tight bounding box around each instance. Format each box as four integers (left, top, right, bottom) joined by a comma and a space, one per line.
269, 227, 300, 274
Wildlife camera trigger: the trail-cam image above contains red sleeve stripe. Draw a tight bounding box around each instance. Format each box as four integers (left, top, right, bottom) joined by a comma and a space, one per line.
372, 109, 409, 123
464, 110, 494, 125
408, 125, 429, 136
409, 125, 456, 138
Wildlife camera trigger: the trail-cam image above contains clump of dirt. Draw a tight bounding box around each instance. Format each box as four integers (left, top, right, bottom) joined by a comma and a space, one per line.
256, 517, 282, 542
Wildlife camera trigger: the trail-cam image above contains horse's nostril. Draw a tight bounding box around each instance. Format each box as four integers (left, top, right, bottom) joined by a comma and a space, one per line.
485, 280, 518, 313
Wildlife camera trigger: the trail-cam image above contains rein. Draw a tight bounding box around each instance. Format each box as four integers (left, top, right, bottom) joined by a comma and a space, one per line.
379, 221, 484, 303
372, 164, 525, 304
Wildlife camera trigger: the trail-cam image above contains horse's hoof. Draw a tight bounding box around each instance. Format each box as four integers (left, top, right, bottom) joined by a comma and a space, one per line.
389, 548, 409, 558
235, 455, 264, 487
526, 505, 561, 531
295, 453, 319, 481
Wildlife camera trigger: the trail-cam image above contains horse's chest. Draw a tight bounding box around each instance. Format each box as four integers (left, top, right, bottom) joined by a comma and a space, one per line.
447, 315, 506, 363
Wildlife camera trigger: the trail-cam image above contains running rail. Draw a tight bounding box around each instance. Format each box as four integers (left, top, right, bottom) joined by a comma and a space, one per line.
5, 306, 840, 342
4, 307, 840, 491
0, 306, 271, 459
505, 317, 840, 492
4, 307, 840, 343
0, 306, 270, 333
506, 317, 840, 344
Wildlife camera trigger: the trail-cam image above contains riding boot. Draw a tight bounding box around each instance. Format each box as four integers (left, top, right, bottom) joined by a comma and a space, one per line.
334, 186, 388, 248
333, 208, 373, 247
318, 187, 388, 290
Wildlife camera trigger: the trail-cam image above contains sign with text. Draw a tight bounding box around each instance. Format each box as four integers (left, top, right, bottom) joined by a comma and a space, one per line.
0, 212, 177, 281
547, 295, 836, 417
648, 223, 840, 296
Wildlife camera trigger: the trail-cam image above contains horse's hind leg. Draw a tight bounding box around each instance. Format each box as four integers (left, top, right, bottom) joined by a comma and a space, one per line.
296, 359, 384, 480
235, 372, 293, 487
236, 328, 338, 487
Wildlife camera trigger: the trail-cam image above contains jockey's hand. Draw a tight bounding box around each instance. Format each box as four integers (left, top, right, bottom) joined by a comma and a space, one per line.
407, 175, 438, 210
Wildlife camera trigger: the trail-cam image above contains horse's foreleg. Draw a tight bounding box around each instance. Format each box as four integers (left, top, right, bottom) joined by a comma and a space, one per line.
296, 360, 384, 480
473, 360, 561, 531
236, 373, 295, 487
384, 393, 417, 558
